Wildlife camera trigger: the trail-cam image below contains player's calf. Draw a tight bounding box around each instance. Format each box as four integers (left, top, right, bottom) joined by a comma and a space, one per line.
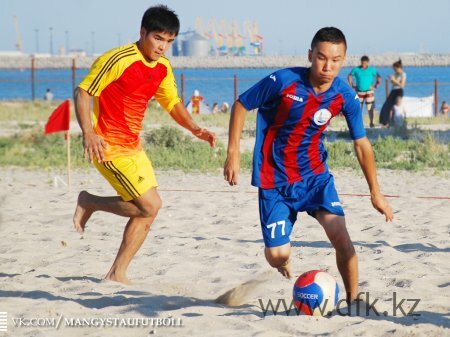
329, 229, 355, 260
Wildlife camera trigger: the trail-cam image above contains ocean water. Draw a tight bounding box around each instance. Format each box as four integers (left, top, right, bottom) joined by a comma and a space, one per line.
1, 66, 449, 112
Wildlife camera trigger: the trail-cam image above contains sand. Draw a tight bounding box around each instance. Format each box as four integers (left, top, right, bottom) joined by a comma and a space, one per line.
0, 167, 449, 336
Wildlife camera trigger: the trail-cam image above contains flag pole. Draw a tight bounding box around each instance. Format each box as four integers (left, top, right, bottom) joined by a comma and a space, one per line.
67, 130, 71, 191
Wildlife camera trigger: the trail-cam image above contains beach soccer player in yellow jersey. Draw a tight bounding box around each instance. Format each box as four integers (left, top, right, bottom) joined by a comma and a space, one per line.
73, 5, 216, 284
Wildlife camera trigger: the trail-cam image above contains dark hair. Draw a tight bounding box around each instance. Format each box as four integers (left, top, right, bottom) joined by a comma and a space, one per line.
141, 5, 180, 36
311, 27, 347, 50
361, 55, 369, 62
393, 59, 402, 68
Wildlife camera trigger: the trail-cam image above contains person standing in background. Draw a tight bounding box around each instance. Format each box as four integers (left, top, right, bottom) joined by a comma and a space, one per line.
379, 59, 406, 127
190, 90, 204, 114
348, 56, 381, 128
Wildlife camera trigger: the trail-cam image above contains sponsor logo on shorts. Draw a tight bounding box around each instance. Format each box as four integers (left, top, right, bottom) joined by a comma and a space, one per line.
138, 176, 145, 184
313, 109, 332, 125
331, 201, 341, 207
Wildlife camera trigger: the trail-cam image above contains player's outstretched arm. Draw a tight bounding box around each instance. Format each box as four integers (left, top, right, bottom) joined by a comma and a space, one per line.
353, 137, 394, 222
224, 100, 247, 186
73, 87, 107, 163
169, 102, 216, 147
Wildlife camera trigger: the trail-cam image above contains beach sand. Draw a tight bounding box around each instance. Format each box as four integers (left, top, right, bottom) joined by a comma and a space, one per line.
0, 167, 449, 336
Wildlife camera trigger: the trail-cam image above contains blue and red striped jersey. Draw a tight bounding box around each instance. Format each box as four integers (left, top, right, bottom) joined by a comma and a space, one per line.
239, 67, 366, 189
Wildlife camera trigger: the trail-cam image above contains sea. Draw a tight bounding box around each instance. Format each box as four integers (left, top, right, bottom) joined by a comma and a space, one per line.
1, 66, 449, 112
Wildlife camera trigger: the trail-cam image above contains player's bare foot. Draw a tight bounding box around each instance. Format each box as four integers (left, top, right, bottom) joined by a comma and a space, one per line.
73, 191, 94, 234
105, 269, 131, 285
277, 259, 293, 279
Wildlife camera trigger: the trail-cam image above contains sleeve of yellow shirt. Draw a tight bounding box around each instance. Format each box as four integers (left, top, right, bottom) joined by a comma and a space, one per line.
154, 57, 182, 113
78, 44, 136, 97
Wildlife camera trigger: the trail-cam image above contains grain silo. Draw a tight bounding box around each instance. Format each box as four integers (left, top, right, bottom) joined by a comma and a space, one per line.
182, 32, 209, 57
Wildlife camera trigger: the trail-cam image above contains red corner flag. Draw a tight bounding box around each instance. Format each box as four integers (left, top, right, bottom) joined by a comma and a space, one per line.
44, 100, 70, 134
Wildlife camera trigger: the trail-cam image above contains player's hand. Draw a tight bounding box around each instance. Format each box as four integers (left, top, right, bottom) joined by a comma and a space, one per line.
223, 152, 240, 186
192, 128, 216, 147
82, 132, 107, 163
371, 192, 394, 222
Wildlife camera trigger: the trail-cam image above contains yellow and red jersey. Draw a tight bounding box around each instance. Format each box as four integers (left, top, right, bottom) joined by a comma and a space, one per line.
78, 43, 181, 160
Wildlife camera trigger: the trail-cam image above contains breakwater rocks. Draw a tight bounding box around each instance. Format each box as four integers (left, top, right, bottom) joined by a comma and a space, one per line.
1, 54, 449, 69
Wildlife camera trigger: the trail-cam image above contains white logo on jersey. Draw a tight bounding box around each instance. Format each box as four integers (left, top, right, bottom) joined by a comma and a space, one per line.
269, 74, 276, 82
355, 94, 359, 100
313, 109, 332, 126
331, 201, 341, 207
285, 93, 303, 102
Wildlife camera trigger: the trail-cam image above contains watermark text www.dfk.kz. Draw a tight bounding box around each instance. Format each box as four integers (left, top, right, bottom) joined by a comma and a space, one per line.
258, 292, 421, 317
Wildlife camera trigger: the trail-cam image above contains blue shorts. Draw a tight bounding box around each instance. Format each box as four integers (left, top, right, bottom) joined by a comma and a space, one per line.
258, 173, 344, 248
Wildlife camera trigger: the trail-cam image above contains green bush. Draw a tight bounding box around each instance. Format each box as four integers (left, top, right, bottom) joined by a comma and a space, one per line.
0, 127, 87, 168
371, 134, 450, 170
325, 140, 359, 170
0, 126, 448, 172
144, 125, 190, 148
143, 126, 253, 172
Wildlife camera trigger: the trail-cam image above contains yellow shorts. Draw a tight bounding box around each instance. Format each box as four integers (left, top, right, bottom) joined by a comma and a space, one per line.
94, 151, 158, 201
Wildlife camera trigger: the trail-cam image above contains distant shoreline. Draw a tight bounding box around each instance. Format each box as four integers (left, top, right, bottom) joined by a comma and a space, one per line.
0, 54, 450, 69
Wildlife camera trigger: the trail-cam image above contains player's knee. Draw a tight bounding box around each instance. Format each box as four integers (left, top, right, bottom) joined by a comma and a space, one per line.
139, 196, 162, 218
265, 246, 290, 268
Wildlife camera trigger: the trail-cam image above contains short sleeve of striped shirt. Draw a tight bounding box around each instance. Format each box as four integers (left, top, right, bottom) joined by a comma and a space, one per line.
78, 44, 136, 97
239, 70, 283, 110
154, 57, 182, 113
342, 91, 366, 140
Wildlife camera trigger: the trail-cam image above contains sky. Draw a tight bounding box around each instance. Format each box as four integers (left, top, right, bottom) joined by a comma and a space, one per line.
1, 0, 450, 56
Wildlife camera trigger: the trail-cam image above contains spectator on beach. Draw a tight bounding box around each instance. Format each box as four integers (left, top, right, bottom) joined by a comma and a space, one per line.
379, 59, 406, 127
440, 101, 449, 117
220, 102, 229, 113
390, 96, 407, 127
211, 102, 219, 114
44, 88, 54, 101
190, 89, 204, 114
347, 55, 381, 128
